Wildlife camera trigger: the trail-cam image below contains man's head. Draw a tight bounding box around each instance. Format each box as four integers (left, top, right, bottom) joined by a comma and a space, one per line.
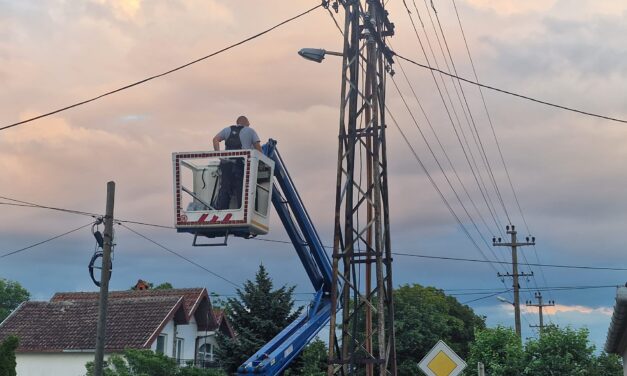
236, 116, 250, 127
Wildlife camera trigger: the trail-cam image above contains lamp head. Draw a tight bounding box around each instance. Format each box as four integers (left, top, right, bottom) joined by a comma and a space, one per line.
298, 48, 327, 63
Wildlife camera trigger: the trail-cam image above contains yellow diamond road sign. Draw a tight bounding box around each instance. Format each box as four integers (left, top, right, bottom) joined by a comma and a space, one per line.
418, 340, 467, 376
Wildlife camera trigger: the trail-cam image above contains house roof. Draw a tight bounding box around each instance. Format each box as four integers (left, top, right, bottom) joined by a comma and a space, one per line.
213, 309, 235, 338
51, 288, 209, 322
0, 296, 186, 352
605, 286, 627, 353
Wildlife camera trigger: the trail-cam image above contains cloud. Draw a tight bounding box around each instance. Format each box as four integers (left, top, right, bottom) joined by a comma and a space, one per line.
523, 304, 613, 317
463, 0, 556, 15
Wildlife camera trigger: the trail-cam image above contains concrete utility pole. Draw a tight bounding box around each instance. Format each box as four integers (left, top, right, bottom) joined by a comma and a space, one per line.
478, 362, 485, 376
526, 291, 555, 334
493, 225, 535, 338
94, 181, 115, 376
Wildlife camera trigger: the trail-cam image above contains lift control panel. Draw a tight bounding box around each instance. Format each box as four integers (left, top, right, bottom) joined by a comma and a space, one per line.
173, 149, 274, 243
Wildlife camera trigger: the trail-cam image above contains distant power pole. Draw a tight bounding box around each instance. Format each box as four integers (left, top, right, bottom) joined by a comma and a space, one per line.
493, 225, 535, 338
526, 291, 555, 334
94, 181, 115, 376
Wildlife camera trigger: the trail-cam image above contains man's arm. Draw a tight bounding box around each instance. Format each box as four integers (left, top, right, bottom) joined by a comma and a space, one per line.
213, 134, 223, 151
253, 141, 262, 153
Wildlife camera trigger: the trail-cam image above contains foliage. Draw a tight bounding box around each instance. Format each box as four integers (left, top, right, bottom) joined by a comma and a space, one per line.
0, 279, 29, 323
467, 326, 524, 376
216, 264, 303, 374
590, 352, 623, 375
153, 282, 173, 290
523, 326, 595, 376
129, 281, 173, 290
0, 336, 18, 376
466, 325, 623, 376
85, 349, 226, 376
393, 284, 485, 375
285, 338, 327, 376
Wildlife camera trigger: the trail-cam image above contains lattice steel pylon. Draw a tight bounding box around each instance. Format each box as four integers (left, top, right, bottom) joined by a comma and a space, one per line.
327, 1, 396, 375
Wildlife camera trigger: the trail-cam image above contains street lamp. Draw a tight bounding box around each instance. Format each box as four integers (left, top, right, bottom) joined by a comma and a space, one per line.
297, 48, 343, 63
497, 296, 515, 306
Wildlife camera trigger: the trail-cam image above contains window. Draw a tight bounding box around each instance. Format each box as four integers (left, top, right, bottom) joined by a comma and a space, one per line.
254, 160, 272, 216
156, 334, 167, 354
175, 338, 184, 364
198, 343, 215, 366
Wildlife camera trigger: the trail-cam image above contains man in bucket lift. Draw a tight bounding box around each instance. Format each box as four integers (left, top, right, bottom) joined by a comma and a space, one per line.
212, 116, 262, 210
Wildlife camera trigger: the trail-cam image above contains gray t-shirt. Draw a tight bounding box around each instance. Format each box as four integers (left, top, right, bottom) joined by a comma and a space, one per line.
218, 126, 261, 150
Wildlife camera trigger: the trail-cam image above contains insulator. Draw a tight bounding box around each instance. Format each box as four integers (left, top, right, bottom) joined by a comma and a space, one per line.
493, 237, 496, 243
526, 236, 529, 242
506, 225, 510, 231
498, 237, 502, 242
532, 237, 536, 242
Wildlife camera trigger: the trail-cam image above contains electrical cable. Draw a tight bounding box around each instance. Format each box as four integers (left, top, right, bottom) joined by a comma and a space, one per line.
119, 223, 242, 289
0, 222, 93, 258
389, 75, 508, 271
255, 236, 627, 272
427, 0, 512, 226
399, 0, 506, 235
385, 106, 503, 275
393, 53, 627, 125
0, 2, 323, 131
0, 195, 174, 229
391, 39, 501, 239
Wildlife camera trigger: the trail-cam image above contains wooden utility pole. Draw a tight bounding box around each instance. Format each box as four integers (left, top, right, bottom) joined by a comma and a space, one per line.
527, 291, 555, 334
93, 181, 115, 376
493, 225, 534, 338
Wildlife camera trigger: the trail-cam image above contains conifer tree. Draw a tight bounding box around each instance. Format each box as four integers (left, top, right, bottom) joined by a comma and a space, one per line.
216, 264, 303, 373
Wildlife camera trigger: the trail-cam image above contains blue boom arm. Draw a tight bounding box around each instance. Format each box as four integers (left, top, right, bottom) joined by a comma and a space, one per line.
237, 140, 335, 375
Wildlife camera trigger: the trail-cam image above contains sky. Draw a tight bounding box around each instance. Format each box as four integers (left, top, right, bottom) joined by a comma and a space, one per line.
2, 0, 627, 353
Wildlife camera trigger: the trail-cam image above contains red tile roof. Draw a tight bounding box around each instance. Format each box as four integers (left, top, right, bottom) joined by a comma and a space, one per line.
0, 296, 185, 352
51, 288, 208, 321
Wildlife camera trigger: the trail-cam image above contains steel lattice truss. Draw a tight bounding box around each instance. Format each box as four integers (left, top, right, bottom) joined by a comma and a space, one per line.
327, 1, 397, 375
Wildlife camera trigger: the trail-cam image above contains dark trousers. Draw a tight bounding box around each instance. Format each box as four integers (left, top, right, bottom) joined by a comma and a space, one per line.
215, 160, 244, 210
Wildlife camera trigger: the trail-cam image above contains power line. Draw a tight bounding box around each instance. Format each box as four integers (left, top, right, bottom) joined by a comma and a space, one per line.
255, 237, 627, 272
392, 251, 627, 271
0, 3, 323, 132
0, 196, 98, 218
393, 53, 627, 125
399, 0, 507, 236
118, 223, 242, 289
0, 222, 93, 258
0, 195, 174, 229
389, 75, 508, 272
427, 0, 512, 226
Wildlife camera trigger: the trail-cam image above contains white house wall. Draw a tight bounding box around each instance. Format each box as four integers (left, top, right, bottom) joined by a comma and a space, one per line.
16, 353, 108, 376
149, 317, 210, 364
177, 316, 198, 362
150, 320, 175, 355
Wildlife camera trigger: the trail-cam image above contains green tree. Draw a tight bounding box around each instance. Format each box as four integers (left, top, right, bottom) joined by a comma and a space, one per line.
0, 336, 18, 376
216, 264, 303, 373
393, 284, 485, 375
467, 326, 524, 376
523, 326, 594, 375
154, 282, 173, 290
294, 339, 327, 376
590, 352, 622, 375
0, 279, 29, 323
129, 281, 173, 290
85, 349, 226, 376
